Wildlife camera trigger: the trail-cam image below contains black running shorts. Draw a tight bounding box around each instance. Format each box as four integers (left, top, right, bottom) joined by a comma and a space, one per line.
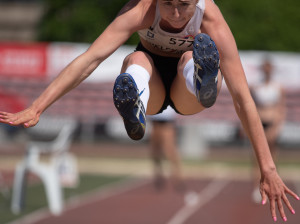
135, 42, 182, 114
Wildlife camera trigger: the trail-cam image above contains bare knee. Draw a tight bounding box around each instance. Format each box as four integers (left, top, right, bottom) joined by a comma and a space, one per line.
122, 51, 154, 73
177, 51, 193, 75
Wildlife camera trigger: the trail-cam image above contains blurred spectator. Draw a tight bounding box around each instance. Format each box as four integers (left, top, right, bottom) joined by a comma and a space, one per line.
250, 58, 286, 203
148, 106, 183, 191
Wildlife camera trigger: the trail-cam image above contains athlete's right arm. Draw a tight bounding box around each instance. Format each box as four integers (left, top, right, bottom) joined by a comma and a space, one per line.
0, 0, 154, 128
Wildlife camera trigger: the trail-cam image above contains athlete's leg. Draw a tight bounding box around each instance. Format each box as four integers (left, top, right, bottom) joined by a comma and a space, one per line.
149, 122, 165, 189
171, 51, 222, 114
158, 122, 183, 188
120, 51, 165, 114
192, 33, 220, 108
113, 51, 165, 140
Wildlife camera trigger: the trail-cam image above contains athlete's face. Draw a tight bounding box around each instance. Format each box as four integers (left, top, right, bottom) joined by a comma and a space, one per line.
262, 61, 273, 81
158, 0, 198, 32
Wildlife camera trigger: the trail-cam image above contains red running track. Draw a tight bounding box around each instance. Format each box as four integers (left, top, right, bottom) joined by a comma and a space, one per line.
15, 178, 300, 224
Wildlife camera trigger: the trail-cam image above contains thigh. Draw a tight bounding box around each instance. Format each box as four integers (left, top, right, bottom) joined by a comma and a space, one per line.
121, 51, 166, 115
170, 51, 223, 115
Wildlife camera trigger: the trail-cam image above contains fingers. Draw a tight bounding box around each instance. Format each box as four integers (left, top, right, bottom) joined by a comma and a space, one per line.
0, 116, 19, 126
282, 193, 295, 215
23, 114, 39, 128
0, 114, 28, 127
261, 189, 267, 205
0, 108, 39, 127
23, 118, 38, 128
270, 199, 277, 222
268, 191, 298, 222
0, 111, 12, 121
23, 123, 30, 128
285, 186, 300, 201
0, 111, 18, 125
269, 198, 285, 222
277, 198, 287, 222
1, 115, 38, 128
261, 173, 299, 222
0, 111, 9, 117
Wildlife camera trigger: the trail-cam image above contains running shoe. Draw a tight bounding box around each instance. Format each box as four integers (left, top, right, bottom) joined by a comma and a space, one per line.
113, 73, 146, 140
193, 33, 220, 108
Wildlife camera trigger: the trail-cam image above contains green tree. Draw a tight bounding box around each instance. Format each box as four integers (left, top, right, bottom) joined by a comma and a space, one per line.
216, 0, 300, 52
38, 0, 139, 44
38, 0, 300, 52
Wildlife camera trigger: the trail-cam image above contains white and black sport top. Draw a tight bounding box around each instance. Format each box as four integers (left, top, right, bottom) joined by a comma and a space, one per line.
252, 81, 282, 107
137, 0, 205, 55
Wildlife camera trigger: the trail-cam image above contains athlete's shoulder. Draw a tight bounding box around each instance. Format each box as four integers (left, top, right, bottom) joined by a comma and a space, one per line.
139, 0, 157, 14
201, 0, 225, 29
124, 0, 156, 9
139, 0, 156, 7
116, 0, 155, 28
119, 0, 156, 17
117, 0, 151, 14
130, 0, 156, 29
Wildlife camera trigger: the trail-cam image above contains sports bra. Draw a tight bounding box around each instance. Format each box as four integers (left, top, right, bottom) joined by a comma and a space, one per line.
137, 0, 205, 55
252, 81, 282, 107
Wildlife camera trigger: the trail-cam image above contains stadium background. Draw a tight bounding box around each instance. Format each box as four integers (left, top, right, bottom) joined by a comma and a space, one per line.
0, 0, 299, 224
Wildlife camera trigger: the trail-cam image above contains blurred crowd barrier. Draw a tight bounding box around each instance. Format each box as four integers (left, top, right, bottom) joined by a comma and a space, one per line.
0, 43, 300, 150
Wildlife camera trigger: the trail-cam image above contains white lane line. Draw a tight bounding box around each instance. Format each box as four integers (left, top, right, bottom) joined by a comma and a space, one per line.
167, 178, 230, 224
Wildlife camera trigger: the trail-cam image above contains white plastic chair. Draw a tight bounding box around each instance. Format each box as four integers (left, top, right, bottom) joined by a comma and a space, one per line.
11, 116, 77, 216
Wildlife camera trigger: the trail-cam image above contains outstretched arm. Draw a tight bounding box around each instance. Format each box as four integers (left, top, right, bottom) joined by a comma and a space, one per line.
0, 0, 152, 128
201, 0, 299, 221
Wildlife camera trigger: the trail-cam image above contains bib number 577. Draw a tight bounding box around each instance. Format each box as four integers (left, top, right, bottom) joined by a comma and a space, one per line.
169, 38, 193, 47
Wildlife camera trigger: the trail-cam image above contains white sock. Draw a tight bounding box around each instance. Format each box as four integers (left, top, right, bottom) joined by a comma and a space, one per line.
125, 64, 150, 111
183, 58, 196, 95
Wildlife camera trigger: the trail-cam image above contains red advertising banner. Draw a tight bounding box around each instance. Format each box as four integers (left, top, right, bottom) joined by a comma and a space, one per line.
0, 42, 48, 78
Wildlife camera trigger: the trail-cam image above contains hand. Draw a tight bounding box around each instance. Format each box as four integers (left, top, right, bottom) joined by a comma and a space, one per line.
0, 106, 40, 128
260, 169, 300, 222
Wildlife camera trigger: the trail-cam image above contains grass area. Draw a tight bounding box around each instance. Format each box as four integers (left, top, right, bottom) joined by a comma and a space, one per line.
0, 174, 127, 224
182, 157, 300, 169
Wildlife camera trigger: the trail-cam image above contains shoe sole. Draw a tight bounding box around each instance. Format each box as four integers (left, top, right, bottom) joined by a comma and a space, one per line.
193, 33, 219, 108
113, 73, 145, 140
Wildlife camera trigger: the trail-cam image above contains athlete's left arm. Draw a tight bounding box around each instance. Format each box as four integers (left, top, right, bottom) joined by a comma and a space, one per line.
200, 0, 299, 221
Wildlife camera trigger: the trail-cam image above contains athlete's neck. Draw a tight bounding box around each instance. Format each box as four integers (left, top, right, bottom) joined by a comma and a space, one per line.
159, 19, 188, 33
